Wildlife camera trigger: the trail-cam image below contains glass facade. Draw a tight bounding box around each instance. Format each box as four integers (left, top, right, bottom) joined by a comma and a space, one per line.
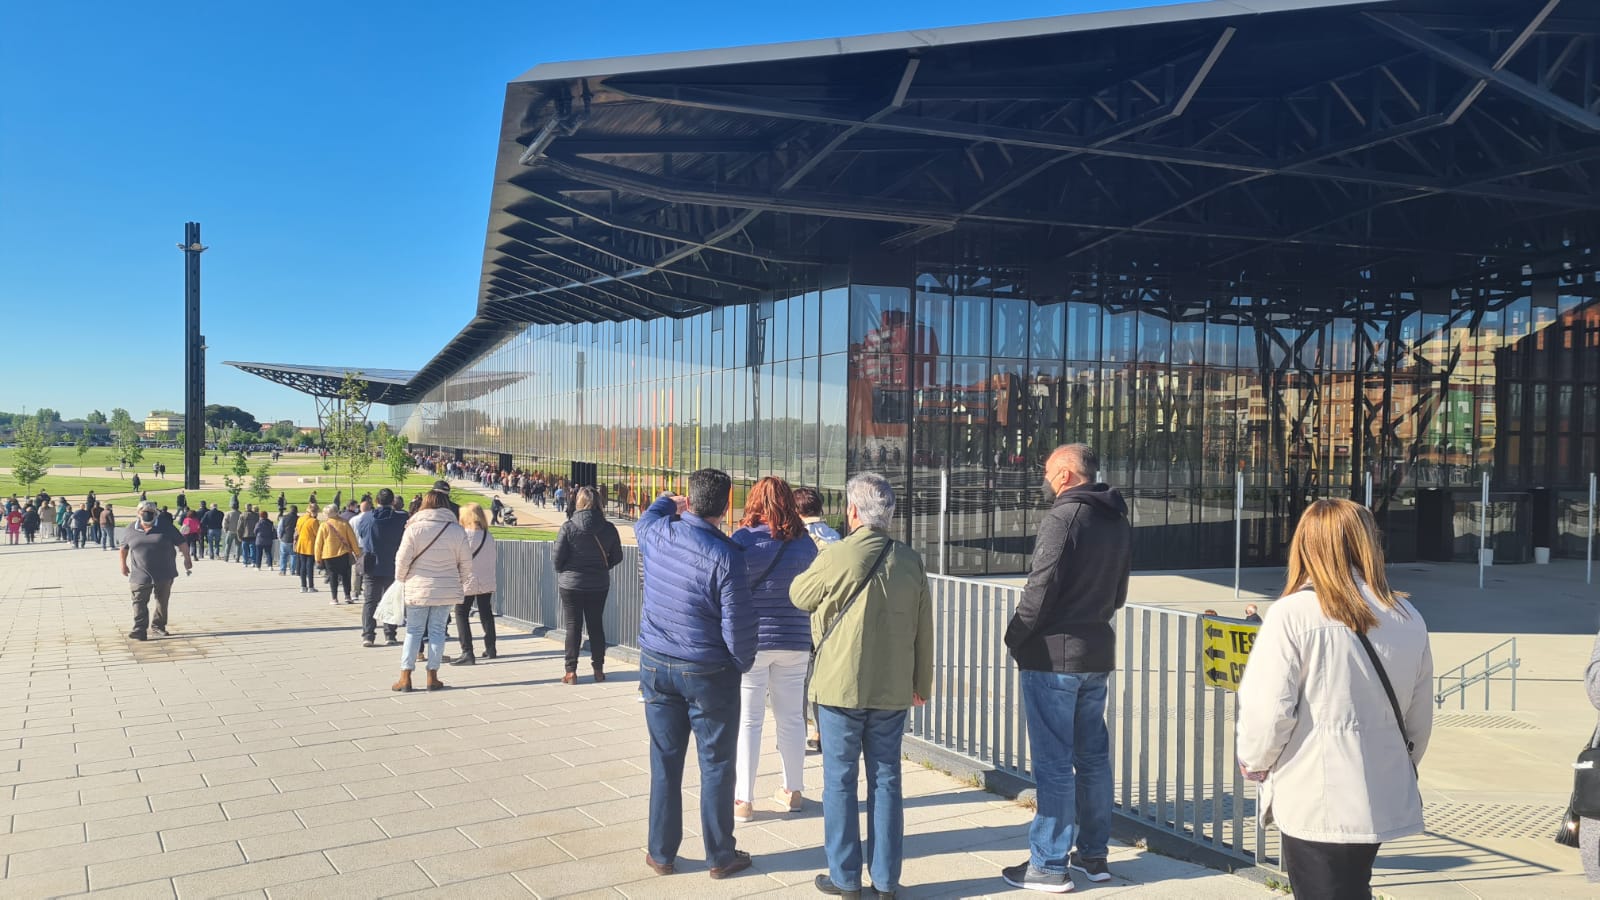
394, 257, 1600, 574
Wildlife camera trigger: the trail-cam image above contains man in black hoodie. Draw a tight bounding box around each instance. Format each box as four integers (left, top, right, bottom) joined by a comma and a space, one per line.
999, 443, 1130, 895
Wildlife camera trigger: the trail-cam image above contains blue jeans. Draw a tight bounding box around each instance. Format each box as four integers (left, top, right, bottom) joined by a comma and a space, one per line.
1021, 670, 1112, 872
638, 648, 741, 868
242, 542, 256, 566
818, 705, 908, 893
401, 604, 450, 671
207, 529, 221, 557
279, 541, 295, 574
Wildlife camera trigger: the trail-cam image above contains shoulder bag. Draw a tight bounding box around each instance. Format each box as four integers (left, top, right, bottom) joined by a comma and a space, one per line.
804, 541, 894, 703
1354, 630, 1417, 776
473, 531, 489, 558
1557, 725, 1600, 846
376, 524, 451, 626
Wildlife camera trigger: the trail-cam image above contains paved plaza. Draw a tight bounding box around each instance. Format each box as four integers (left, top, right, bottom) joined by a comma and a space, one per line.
0, 535, 1269, 898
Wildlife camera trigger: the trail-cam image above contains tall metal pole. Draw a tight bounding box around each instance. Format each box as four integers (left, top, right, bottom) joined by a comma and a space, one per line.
1479, 472, 1489, 590
1234, 470, 1243, 599
938, 467, 949, 576
179, 223, 207, 491
1588, 472, 1595, 586
1364, 470, 1373, 508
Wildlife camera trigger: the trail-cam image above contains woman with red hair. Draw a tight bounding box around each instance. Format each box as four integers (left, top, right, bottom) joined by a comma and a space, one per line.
730, 477, 820, 822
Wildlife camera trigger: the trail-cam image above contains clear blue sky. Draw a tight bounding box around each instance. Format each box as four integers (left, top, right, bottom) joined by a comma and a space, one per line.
0, 0, 1137, 425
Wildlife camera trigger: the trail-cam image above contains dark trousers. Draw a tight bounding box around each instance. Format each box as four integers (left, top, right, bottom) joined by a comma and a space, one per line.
1281, 833, 1380, 900
455, 592, 496, 657
639, 648, 741, 869
363, 575, 398, 642
325, 555, 353, 600
254, 543, 273, 568
298, 553, 317, 590
130, 581, 174, 635
559, 587, 608, 672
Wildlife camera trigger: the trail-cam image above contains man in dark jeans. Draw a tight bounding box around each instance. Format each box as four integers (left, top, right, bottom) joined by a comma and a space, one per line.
119, 500, 193, 639
1000, 444, 1131, 894
356, 488, 407, 647
634, 469, 756, 881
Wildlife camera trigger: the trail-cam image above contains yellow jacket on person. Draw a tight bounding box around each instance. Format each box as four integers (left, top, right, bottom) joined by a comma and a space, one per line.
314, 516, 358, 562
294, 514, 320, 556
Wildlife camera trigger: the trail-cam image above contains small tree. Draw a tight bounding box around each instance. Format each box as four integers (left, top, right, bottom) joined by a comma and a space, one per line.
74, 431, 91, 475
324, 373, 372, 501
249, 461, 273, 505
11, 419, 53, 497
221, 449, 250, 500
113, 422, 144, 478
383, 429, 412, 491
109, 408, 132, 432
86, 410, 107, 425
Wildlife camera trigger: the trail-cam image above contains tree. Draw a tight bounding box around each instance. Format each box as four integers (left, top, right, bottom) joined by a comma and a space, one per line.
109, 408, 133, 433
74, 431, 91, 475
267, 421, 297, 443
221, 450, 250, 500
86, 410, 107, 425
324, 372, 372, 501
249, 461, 273, 505
113, 422, 143, 478
33, 408, 61, 428
204, 404, 260, 435
11, 419, 53, 496
380, 425, 412, 490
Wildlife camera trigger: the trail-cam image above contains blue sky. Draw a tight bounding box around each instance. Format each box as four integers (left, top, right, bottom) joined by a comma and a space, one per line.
0, 0, 1137, 425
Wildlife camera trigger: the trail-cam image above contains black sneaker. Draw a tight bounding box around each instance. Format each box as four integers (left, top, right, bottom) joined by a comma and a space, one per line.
1068, 853, 1110, 883
450, 655, 476, 666
813, 873, 860, 897
1001, 862, 1073, 893
128, 631, 147, 641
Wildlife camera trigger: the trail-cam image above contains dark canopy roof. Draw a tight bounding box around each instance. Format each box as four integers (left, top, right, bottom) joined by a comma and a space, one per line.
225, 362, 420, 404
476, 0, 1600, 329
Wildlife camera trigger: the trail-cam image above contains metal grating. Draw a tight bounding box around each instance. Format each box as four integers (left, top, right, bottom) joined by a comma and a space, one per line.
1433, 713, 1536, 730
1424, 803, 1562, 839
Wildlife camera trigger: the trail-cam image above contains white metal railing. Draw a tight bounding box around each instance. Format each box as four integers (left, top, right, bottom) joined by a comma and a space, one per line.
1435, 637, 1520, 710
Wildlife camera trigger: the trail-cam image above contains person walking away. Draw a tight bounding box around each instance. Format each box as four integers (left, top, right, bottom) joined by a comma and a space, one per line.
633, 469, 756, 880
795, 486, 842, 549
1581, 630, 1600, 882
72, 503, 91, 548
131, 473, 141, 494
791, 473, 931, 899
182, 508, 202, 562
349, 500, 373, 602
552, 486, 623, 682
203, 503, 223, 559
391, 489, 471, 692
998, 444, 1131, 894
730, 477, 819, 823
295, 507, 320, 593
451, 502, 500, 665
357, 489, 406, 647
21, 504, 39, 544
222, 505, 241, 562
240, 506, 259, 567
278, 506, 298, 575
119, 500, 192, 640
315, 504, 358, 604
1236, 499, 1432, 900
253, 512, 276, 568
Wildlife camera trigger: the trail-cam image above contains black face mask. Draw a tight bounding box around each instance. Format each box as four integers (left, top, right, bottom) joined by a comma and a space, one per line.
140, 511, 157, 523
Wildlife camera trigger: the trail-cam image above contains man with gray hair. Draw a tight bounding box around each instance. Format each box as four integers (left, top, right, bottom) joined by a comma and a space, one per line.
1000, 444, 1130, 893
119, 499, 192, 641
792, 473, 932, 898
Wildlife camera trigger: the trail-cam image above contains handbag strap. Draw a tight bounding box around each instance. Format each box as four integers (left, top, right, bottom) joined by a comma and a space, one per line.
590, 533, 609, 566
405, 524, 452, 573
811, 540, 895, 665
1355, 630, 1417, 774
472, 531, 489, 559
749, 537, 793, 589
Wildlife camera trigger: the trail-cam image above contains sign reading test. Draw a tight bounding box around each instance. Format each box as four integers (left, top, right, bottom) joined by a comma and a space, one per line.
1202, 616, 1259, 691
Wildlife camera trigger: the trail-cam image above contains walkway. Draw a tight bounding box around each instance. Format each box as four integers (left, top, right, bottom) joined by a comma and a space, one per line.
0, 537, 1266, 898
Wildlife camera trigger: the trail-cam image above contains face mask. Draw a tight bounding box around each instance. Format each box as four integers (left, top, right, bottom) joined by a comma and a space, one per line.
140, 511, 157, 523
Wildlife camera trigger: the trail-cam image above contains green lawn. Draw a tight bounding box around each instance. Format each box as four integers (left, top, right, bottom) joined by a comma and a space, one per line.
489, 526, 558, 542
0, 474, 184, 501
0, 447, 326, 479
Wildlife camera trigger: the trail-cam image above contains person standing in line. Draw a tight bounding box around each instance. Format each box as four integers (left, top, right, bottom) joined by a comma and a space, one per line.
634, 469, 756, 881
791, 473, 931, 899
794, 485, 842, 752
201, 502, 222, 559
222, 504, 241, 563
278, 505, 298, 575
253, 511, 276, 569
55, 498, 70, 542
391, 489, 471, 692
20, 503, 39, 544
315, 503, 358, 604
87, 501, 102, 548
240, 505, 260, 567
295, 505, 320, 593
730, 477, 818, 823
98, 504, 116, 550
357, 489, 406, 647
1236, 500, 1433, 900
72, 503, 91, 548
999, 444, 1130, 894
451, 502, 499, 665
349, 499, 373, 602
552, 486, 623, 683
119, 500, 192, 640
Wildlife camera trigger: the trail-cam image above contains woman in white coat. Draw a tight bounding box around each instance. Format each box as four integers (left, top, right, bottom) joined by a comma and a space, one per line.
391, 490, 472, 693
1236, 499, 1433, 900
451, 502, 498, 665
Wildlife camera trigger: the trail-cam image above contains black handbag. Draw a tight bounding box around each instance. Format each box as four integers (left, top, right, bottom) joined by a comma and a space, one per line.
1556, 726, 1600, 847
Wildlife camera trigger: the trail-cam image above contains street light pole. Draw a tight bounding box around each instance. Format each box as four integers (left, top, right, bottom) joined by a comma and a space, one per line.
179, 223, 208, 491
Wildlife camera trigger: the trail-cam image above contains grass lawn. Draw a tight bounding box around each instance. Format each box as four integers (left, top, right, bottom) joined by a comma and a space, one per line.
489, 526, 557, 542
0, 473, 184, 501
0, 447, 326, 479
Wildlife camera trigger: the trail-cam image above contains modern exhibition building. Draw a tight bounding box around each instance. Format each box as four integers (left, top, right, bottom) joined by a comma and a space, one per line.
238, 0, 1600, 574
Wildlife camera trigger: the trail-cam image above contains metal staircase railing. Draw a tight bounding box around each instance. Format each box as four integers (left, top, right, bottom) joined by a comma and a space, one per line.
1435, 637, 1520, 710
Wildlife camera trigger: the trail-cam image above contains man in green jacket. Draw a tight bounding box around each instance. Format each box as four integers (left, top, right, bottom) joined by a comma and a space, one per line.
791, 472, 932, 899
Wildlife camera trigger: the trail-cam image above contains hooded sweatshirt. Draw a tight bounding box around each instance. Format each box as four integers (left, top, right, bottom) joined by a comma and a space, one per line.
553, 507, 623, 592
1004, 482, 1132, 673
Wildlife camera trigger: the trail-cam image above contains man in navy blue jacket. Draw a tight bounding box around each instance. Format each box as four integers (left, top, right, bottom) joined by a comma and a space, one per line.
635, 468, 757, 881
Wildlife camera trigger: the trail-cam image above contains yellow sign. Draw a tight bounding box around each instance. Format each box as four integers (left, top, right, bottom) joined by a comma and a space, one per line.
1202, 616, 1260, 691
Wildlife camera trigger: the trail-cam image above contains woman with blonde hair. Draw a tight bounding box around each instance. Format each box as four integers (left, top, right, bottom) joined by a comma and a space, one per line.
552, 486, 623, 683
294, 505, 321, 594
731, 476, 819, 822
314, 503, 359, 605
451, 502, 498, 665
1236, 499, 1433, 900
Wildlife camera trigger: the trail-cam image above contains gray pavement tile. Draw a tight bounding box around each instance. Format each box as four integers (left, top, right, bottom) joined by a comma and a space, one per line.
375, 797, 513, 838
88, 842, 246, 890
171, 850, 337, 897
396, 871, 535, 898
417, 838, 572, 885
12, 795, 151, 832
59, 877, 179, 899
290, 791, 431, 829
322, 826, 477, 872
494, 782, 626, 817
0, 821, 85, 857
238, 819, 387, 862
147, 778, 280, 812
88, 802, 229, 841
221, 786, 355, 820
270, 763, 394, 793
80, 774, 210, 806
161, 811, 306, 852
343, 766, 462, 800
77, 749, 195, 776
0, 866, 91, 898
532, 759, 648, 791
415, 773, 540, 807
7, 831, 164, 878
265, 860, 438, 899
383, 748, 499, 776
513, 848, 663, 897
458, 808, 599, 848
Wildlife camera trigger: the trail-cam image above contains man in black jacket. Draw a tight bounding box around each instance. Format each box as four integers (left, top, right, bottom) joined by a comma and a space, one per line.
356, 488, 408, 647
999, 443, 1130, 894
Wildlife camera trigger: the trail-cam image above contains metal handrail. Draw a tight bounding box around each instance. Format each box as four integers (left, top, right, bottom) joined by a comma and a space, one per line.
1434, 637, 1520, 710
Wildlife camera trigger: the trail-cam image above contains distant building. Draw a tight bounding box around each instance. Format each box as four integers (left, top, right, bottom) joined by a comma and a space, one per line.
144, 414, 184, 438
